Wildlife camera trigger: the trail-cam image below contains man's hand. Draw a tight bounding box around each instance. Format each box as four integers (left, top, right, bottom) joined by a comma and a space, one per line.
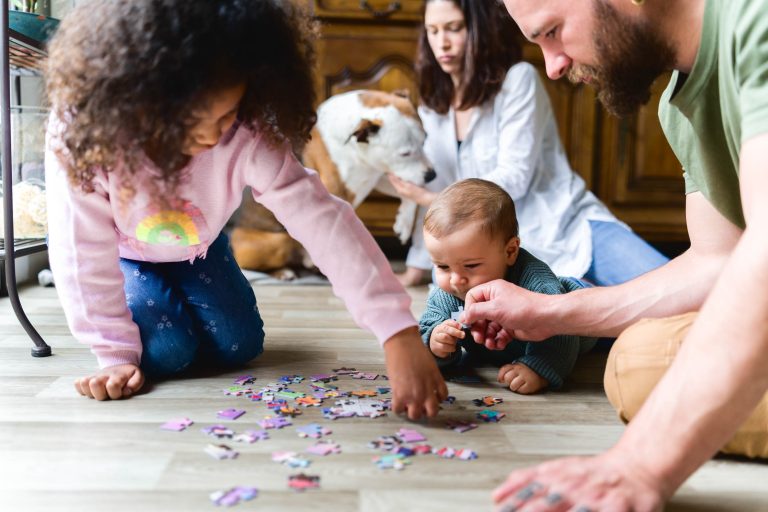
387, 175, 436, 207
492, 451, 664, 512
384, 326, 449, 420
429, 319, 464, 358
462, 280, 556, 344
74, 363, 145, 400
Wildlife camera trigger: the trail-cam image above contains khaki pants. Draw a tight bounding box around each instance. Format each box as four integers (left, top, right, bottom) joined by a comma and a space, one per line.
604, 312, 768, 459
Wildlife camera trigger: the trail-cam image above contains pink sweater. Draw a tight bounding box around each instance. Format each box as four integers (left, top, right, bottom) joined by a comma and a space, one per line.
45, 122, 417, 369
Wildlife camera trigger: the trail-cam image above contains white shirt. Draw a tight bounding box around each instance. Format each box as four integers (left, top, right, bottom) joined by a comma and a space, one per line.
408, 62, 621, 277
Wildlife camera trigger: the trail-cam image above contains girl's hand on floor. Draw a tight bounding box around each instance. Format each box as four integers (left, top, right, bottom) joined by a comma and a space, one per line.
384, 326, 448, 420
74, 363, 145, 400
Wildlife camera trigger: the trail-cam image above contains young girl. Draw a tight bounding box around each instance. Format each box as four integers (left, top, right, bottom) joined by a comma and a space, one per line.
44, 0, 446, 418
390, 0, 668, 287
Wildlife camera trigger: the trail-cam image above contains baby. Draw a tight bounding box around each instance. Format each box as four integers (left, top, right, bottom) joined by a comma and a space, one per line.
419, 179, 595, 394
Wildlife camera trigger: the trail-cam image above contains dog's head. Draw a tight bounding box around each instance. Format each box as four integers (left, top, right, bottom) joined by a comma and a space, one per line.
346, 90, 436, 186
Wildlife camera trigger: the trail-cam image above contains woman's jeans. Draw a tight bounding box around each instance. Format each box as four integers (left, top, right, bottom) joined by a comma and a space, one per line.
583, 220, 669, 286
120, 232, 264, 378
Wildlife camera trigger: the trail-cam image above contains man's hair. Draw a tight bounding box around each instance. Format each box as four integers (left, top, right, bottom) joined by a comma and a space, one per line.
417, 0, 522, 115
46, 0, 317, 193
424, 179, 518, 242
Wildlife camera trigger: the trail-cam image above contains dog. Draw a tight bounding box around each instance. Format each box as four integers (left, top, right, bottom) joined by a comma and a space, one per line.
231, 89, 436, 275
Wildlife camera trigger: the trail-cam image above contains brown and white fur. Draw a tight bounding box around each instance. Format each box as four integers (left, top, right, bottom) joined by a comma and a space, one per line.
231, 90, 435, 276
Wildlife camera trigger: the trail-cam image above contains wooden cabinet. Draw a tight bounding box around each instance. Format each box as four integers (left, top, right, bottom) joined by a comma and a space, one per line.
304, 0, 688, 247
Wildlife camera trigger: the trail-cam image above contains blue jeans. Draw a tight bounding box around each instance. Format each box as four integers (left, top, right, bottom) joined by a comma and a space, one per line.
583, 220, 668, 286
120, 232, 264, 378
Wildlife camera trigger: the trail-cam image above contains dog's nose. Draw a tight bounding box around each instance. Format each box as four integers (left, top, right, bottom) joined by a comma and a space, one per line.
424, 168, 437, 183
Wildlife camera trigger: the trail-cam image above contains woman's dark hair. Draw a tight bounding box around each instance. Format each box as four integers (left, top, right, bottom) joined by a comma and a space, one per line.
417, 0, 522, 114
46, 0, 318, 192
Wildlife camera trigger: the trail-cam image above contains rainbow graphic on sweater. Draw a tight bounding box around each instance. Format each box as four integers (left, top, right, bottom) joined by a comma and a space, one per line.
135, 210, 201, 246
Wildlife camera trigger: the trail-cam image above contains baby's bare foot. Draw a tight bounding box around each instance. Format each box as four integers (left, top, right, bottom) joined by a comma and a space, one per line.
498, 363, 548, 394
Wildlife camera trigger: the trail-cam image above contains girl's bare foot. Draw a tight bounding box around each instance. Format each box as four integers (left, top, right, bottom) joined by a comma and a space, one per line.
498, 363, 548, 394
395, 266, 429, 287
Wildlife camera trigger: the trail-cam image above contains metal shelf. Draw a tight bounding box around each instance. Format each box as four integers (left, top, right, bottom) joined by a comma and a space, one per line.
1, 3, 57, 357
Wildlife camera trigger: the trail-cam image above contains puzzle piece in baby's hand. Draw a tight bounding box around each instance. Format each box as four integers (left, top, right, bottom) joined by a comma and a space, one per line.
209, 486, 258, 507
233, 375, 256, 386
202, 425, 235, 438
233, 429, 270, 443
205, 443, 238, 460
306, 440, 342, 456
456, 448, 478, 460
450, 306, 470, 329
288, 473, 320, 491
160, 417, 193, 431
217, 408, 246, 420
258, 416, 293, 429
373, 453, 410, 470
445, 420, 478, 433
477, 409, 506, 423
472, 396, 504, 407
397, 428, 426, 443
272, 451, 311, 468
296, 423, 332, 439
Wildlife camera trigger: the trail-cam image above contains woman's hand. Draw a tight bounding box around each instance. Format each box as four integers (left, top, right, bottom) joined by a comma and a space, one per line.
387, 174, 436, 207
384, 326, 449, 419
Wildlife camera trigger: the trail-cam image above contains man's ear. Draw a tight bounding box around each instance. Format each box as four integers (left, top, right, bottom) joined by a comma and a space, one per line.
505, 236, 521, 265
347, 119, 383, 144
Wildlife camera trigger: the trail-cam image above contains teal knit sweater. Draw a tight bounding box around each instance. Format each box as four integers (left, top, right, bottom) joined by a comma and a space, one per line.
419, 249, 593, 389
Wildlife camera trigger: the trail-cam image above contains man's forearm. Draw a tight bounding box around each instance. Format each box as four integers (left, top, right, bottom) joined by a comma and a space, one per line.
551, 246, 722, 338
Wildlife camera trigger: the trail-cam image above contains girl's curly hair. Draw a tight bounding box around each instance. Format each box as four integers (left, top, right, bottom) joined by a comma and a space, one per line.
45, 0, 318, 192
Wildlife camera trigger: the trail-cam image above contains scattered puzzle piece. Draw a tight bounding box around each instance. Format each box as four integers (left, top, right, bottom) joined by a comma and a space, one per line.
160, 417, 193, 431
411, 444, 433, 455
233, 429, 270, 443
477, 409, 506, 422
258, 416, 292, 429
472, 396, 503, 407
332, 367, 357, 375
272, 451, 311, 468
397, 428, 426, 443
217, 408, 246, 420
202, 425, 235, 438
306, 440, 342, 456
205, 443, 238, 460
351, 372, 379, 380
367, 435, 402, 452
224, 385, 253, 396
296, 423, 332, 439
373, 453, 410, 470
450, 306, 470, 329
434, 446, 456, 459
288, 473, 320, 491
323, 398, 389, 420
445, 420, 478, 433
456, 448, 478, 460
442, 396, 456, 405
210, 486, 258, 507
350, 389, 377, 398
233, 375, 256, 386
278, 375, 304, 384
310, 374, 337, 383
296, 396, 323, 407
376, 387, 391, 394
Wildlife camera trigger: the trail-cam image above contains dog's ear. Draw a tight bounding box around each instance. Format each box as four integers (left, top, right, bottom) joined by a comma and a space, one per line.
347, 119, 383, 144
391, 88, 411, 100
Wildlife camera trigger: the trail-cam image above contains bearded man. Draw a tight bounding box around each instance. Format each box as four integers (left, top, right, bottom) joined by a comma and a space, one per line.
459, 1, 768, 510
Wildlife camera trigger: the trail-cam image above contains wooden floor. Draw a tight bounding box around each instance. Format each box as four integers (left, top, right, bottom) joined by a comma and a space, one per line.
2, 281, 768, 512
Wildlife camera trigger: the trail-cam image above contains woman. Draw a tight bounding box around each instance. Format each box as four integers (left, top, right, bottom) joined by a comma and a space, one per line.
391, 0, 667, 287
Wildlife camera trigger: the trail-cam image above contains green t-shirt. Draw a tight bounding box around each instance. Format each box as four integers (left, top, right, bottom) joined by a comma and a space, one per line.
658, 0, 768, 229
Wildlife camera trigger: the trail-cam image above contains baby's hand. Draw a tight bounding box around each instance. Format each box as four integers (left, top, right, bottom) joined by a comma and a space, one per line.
74, 363, 144, 400
429, 319, 465, 359
498, 363, 548, 395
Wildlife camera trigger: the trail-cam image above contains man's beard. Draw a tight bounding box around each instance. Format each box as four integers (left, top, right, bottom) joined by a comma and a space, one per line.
568, 0, 676, 117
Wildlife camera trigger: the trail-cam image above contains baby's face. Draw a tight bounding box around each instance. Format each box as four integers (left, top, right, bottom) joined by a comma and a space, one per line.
425, 222, 518, 301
